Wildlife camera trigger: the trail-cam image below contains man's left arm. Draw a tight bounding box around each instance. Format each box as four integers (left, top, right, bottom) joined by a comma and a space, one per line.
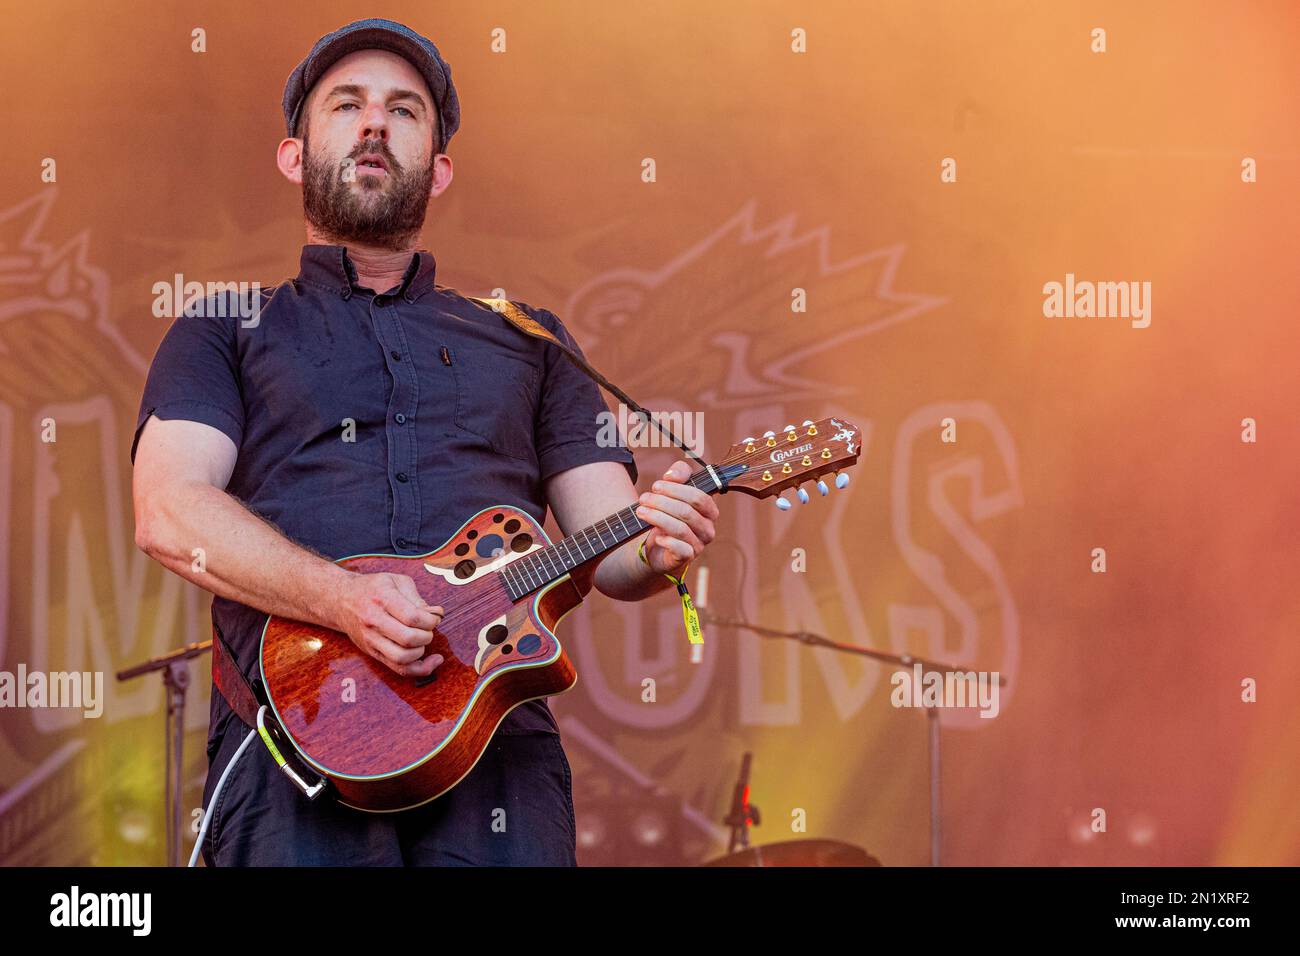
545, 459, 719, 602
525, 302, 718, 599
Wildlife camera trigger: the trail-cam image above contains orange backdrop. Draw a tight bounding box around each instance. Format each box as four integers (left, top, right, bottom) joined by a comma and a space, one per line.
1, 0, 1297, 865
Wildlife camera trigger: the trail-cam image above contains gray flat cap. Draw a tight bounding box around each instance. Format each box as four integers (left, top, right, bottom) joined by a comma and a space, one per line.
283, 18, 460, 152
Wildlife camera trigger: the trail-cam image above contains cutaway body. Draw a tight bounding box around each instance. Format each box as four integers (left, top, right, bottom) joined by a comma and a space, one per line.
260, 505, 583, 812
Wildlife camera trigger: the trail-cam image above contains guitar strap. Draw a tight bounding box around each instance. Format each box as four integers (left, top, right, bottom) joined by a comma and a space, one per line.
467, 297, 712, 474
211, 622, 263, 732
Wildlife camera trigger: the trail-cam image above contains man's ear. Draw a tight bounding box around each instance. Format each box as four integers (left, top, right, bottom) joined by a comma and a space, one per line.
277, 137, 305, 185
429, 153, 453, 199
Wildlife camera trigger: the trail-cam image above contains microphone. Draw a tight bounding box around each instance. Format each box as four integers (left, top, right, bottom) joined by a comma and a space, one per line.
723, 751, 759, 852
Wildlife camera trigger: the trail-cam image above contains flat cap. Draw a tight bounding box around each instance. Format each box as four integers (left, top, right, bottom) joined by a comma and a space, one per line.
283, 18, 460, 152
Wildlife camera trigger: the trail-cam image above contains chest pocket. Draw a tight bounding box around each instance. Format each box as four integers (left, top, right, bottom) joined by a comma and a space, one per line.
450, 346, 540, 462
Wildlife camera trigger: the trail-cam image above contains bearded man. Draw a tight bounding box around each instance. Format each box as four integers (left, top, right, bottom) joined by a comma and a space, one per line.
131, 18, 719, 866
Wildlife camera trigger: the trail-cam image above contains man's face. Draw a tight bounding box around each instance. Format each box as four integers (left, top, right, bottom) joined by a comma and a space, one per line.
296, 50, 439, 250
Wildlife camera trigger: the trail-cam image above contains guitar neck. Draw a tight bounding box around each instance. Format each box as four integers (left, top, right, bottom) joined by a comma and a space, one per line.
499, 416, 862, 601
500, 463, 737, 601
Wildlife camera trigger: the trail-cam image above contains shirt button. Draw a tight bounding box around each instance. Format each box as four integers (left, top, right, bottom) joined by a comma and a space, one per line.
375, 295, 388, 306
396, 472, 409, 483
395, 413, 406, 424
390, 350, 402, 361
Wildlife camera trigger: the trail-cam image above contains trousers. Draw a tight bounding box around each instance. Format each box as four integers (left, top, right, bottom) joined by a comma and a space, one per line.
199, 719, 577, 866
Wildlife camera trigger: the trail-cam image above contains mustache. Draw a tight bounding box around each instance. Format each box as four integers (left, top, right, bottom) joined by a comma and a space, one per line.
348, 140, 402, 175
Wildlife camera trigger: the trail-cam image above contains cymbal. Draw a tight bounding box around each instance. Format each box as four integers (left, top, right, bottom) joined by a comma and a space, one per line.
701, 839, 881, 867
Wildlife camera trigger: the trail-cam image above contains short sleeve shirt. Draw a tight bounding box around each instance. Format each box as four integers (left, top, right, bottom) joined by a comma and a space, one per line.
132, 244, 637, 749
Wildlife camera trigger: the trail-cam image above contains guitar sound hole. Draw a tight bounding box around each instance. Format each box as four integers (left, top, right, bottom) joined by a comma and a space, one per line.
476, 533, 505, 558
511, 533, 532, 552
504, 519, 521, 533
486, 624, 509, 645
454, 559, 476, 579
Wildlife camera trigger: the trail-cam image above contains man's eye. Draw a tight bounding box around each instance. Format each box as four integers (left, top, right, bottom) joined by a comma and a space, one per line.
392, 107, 414, 117
337, 103, 358, 111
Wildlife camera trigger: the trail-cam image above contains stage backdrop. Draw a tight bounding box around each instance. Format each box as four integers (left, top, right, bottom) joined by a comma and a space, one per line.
1, 0, 1297, 865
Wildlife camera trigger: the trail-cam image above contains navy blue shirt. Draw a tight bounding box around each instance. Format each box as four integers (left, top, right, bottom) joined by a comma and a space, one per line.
132, 244, 637, 750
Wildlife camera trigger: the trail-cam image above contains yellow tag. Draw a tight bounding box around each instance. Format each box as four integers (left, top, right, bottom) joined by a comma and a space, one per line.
640, 540, 703, 646
681, 593, 703, 645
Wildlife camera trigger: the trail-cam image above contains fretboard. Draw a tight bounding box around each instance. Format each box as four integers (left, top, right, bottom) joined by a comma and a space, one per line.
501, 464, 734, 601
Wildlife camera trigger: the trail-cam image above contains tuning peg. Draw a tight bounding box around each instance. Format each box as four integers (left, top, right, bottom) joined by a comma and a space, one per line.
762, 430, 776, 438
742, 436, 756, 443
796, 487, 810, 504
802, 419, 814, 427
835, 472, 850, 489
783, 424, 795, 432
816, 479, 829, 496
775, 495, 792, 511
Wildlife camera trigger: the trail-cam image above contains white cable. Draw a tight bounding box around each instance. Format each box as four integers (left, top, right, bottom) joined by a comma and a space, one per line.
188, 725, 259, 868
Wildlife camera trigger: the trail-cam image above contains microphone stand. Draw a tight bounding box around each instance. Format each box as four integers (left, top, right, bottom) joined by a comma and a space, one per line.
697, 610, 1006, 867
723, 752, 760, 853
117, 640, 212, 867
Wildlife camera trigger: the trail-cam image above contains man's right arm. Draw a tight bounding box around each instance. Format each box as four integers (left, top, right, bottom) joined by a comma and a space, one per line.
132, 415, 444, 677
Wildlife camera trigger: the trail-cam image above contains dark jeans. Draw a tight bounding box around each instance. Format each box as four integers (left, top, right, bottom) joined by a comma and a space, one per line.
200, 721, 577, 866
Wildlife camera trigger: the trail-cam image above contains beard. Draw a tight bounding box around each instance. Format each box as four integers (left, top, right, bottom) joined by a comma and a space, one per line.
301, 132, 434, 251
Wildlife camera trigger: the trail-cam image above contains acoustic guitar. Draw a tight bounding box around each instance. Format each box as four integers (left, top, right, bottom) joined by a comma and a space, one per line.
260, 416, 861, 811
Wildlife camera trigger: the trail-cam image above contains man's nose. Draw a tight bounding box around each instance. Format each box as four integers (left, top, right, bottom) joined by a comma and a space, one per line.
358, 102, 389, 143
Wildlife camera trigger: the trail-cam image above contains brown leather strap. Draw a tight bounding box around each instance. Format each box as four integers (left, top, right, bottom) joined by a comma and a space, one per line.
469, 296, 627, 400
469, 296, 707, 470
211, 624, 262, 730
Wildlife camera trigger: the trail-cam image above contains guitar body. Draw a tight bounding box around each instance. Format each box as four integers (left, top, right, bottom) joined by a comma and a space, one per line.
260, 505, 587, 813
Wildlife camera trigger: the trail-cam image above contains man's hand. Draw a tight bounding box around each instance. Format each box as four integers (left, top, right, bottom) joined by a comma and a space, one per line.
134, 416, 448, 673
332, 572, 446, 677
634, 459, 720, 577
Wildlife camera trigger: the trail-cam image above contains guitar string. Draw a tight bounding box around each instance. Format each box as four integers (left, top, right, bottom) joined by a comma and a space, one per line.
412, 438, 833, 661
425, 469, 721, 655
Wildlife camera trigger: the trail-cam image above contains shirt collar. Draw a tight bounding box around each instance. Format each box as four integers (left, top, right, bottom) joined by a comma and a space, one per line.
296, 244, 437, 302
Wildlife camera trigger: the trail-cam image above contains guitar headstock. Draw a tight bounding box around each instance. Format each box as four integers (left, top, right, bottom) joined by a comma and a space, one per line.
716, 417, 861, 509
